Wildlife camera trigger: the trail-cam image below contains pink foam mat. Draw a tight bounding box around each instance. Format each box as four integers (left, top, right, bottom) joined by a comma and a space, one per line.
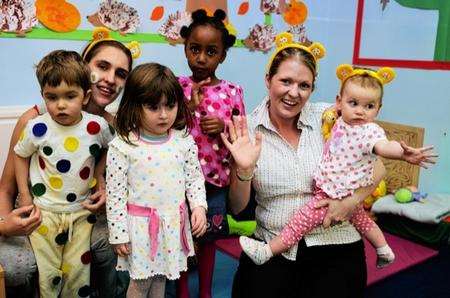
215, 232, 438, 286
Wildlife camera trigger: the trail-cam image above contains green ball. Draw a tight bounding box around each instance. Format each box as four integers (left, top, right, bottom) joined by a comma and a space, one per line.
395, 188, 413, 203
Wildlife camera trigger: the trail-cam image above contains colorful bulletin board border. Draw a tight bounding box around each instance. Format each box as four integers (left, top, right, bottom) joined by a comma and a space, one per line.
352, 0, 450, 70
0, 13, 273, 49
0, 28, 246, 47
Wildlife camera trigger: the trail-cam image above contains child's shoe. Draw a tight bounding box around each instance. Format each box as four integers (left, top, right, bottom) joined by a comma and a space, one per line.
239, 236, 273, 265
376, 245, 395, 268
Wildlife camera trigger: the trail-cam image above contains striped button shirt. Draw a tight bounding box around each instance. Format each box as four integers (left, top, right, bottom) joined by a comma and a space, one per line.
248, 99, 361, 261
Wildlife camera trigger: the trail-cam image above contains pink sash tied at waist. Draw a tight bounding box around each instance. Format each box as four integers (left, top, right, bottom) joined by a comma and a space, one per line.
179, 203, 190, 256
127, 202, 191, 260
127, 204, 160, 260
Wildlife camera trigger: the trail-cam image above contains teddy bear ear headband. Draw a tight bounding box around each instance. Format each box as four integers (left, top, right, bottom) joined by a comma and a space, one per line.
266, 32, 326, 73
82, 27, 142, 61
336, 64, 395, 85
84, 27, 141, 88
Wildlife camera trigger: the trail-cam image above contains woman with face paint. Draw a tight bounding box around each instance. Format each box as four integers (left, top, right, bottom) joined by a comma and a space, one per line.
0, 34, 132, 297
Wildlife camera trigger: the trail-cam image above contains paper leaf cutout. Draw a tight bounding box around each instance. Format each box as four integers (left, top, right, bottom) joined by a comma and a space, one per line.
238, 2, 249, 15
0, 0, 37, 34
150, 6, 164, 21
36, 0, 80, 33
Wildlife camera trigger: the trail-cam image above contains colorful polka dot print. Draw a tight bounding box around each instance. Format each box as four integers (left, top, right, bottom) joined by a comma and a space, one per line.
315, 117, 387, 199
64, 136, 79, 152
13, 112, 114, 212
178, 76, 246, 187
32, 122, 47, 137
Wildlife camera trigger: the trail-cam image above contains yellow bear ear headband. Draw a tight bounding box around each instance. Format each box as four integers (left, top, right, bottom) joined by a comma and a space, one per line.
82, 27, 142, 60
336, 64, 395, 85
266, 32, 326, 73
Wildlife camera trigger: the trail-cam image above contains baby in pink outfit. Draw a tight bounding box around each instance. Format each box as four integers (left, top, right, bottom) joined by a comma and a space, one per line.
240, 65, 437, 268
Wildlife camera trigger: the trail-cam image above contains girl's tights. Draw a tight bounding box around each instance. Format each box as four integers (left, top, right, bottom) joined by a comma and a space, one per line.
127, 276, 166, 298
177, 241, 216, 298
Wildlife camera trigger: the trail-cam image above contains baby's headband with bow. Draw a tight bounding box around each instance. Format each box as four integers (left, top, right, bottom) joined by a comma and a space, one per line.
82, 27, 142, 60
266, 32, 326, 73
336, 64, 395, 85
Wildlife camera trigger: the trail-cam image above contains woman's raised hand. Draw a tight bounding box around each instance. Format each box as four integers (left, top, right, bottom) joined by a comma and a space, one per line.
221, 116, 262, 172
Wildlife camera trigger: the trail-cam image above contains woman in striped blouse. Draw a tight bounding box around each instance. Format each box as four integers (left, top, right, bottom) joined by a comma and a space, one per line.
221, 32, 385, 298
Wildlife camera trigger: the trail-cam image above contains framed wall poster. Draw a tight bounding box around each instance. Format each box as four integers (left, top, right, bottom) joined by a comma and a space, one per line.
353, 0, 450, 70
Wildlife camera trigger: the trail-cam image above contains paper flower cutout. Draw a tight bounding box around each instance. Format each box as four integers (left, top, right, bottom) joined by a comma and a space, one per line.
244, 24, 276, 52
0, 0, 37, 34
158, 10, 192, 44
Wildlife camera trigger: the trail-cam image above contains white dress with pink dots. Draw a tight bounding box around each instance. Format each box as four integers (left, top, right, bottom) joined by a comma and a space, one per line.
279, 117, 387, 246
106, 130, 207, 280
315, 117, 387, 199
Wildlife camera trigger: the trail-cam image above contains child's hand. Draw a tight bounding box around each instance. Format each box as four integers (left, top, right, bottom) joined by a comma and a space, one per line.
113, 243, 131, 257
82, 187, 106, 213
191, 206, 207, 238
188, 77, 211, 111
400, 141, 438, 168
200, 116, 225, 134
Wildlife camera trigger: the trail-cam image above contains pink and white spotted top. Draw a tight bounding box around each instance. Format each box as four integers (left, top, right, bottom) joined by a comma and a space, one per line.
178, 76, 246, 187
315, 117, 387, 199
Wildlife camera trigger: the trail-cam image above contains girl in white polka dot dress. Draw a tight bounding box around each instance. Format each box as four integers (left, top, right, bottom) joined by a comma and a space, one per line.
106, 63, 207, 298
14, 51, 114, 297
239, 65, 437, 268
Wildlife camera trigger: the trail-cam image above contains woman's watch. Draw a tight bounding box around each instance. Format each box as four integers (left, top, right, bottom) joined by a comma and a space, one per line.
236, 167, 255, 181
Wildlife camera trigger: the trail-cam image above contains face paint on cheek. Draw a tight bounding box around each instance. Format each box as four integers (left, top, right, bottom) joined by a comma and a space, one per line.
90, 72, 99, 84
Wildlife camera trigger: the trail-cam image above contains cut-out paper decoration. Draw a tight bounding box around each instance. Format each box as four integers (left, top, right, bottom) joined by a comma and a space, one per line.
238, 2, 249, 15
243, 23, 275, 52
150, 6, 164, 21
288, 24, 309, 44
260, 0, 287, 14
0, 0, 37, 35
283, 0, 307, 26
126, 41, 141, 59
88, 0, 140, 34
186, 0, 228, 18
158, 10, 192, 45
35, 0, 80, 33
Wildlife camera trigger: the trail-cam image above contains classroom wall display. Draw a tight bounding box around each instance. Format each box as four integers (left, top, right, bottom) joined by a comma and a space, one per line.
0, 0, 38, 34
0, 0, 313, 53
353, 0, 450, 70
